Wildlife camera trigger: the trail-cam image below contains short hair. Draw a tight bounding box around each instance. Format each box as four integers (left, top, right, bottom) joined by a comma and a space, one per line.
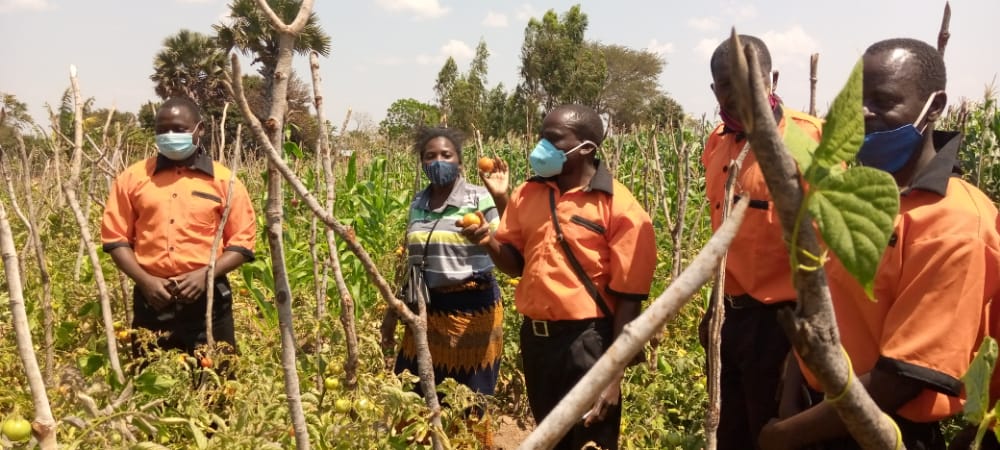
864, 38, 946, 98
551, 104, 605, 146
159, 97, 202, 123
413, 127, 464, 162
710, 34, 772, 78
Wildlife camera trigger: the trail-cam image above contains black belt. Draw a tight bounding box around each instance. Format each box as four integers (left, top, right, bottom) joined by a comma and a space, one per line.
724, 294, 794, 310
732, 195, 770, 210
522, 317, 609, 337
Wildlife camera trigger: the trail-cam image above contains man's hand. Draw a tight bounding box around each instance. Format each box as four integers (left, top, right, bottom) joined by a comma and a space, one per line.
479, 158, 509, 198
457, 211, 493, 246
170, 267, 210, 303
137, 275, 175, 311
584, 372, 623, 427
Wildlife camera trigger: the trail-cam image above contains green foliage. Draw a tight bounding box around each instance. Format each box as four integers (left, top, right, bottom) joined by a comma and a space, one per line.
963, 337, 997, 425
795, 58, 899, 297
519, 5, 605, 109
150, 29, 228, 111
379, 99, 440, 140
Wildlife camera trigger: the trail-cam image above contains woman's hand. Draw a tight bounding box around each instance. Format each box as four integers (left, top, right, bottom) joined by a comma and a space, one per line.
457, 211, 492, 246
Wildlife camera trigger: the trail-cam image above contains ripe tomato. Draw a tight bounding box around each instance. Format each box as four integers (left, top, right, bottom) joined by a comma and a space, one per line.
477, 157, 495, 173
200, 357, 213, 369
2, 417, 31, 442
459, 213, 482, 227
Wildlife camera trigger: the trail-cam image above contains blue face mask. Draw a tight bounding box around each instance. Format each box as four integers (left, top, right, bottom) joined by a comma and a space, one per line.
423, 160, 460, 186
529, 139, 593, 177
156, 132, 198, 161
857, 92, 939, 174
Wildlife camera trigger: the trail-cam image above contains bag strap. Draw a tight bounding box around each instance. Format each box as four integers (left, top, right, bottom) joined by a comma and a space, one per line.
548, 188, 614, 319
417, 218, 440, 269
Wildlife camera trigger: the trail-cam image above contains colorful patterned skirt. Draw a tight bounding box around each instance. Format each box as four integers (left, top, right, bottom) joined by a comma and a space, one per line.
395, 273, 503, 395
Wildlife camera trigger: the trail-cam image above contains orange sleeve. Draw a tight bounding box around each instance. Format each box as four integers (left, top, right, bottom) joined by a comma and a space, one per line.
606, 193, 656, 300
222, 178, 257, 260
495, 183, 527, 253
101, 173, 134, 252
878, 235, 988, 396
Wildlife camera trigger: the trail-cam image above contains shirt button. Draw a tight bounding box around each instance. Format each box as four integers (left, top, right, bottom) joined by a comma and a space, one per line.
169, 219, 175, 224
172, 193, 177, 198
722, 166, 728, 173
716, 202, 721, 209
168, 246, 174, 251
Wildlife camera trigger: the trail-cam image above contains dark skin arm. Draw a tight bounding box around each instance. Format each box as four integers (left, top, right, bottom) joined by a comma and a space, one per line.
109, 247, 249, 308
759, 366, 924, 449
170, 251, 248, 303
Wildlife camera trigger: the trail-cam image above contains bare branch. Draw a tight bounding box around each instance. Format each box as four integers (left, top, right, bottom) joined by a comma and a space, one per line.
937, 2, 952, 56
521, 199, 749, 449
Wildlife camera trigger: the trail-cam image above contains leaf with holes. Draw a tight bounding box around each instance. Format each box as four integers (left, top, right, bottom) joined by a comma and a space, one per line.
807, 167, 899, 298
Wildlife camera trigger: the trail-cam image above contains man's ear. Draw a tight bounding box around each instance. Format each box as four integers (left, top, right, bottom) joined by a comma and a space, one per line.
193, 121, 205, 145
926, 91, 948, 123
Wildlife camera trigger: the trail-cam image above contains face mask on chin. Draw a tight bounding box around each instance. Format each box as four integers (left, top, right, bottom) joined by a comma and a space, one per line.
528, 139, 594, 177
857, 92, 941, 174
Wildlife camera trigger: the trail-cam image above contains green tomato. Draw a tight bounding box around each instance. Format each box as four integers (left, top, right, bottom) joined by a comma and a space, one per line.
324, 377, 341, 391
2, 417, 32, 442
333, 398, 352, 414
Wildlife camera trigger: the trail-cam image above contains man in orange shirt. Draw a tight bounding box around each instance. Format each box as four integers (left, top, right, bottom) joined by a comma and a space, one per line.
759, 38, 1000, 449
102, 97, 256, 365
698, 35, 823, 449
464, 104, 656, 449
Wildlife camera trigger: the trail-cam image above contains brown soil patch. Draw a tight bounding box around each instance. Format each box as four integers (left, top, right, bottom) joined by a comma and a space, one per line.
492, 414, 534, 450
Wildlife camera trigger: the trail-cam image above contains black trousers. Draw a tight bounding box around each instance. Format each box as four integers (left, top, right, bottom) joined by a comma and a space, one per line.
520, 317, 620, 450
700, 295, 793, 450
801, 388, 944, 450
131, 277, 238, 368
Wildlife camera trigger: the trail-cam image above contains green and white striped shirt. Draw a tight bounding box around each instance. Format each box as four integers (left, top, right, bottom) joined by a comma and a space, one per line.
407, 178, 500, 289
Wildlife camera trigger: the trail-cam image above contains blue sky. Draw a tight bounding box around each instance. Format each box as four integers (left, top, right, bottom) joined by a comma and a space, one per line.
1, 0, 998, 132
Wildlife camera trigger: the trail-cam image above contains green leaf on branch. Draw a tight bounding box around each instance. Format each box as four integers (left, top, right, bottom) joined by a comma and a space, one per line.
809, 59, 864, 173
806, 167, 899, 298
963, 336, 998, 424
135, 371, 178, 395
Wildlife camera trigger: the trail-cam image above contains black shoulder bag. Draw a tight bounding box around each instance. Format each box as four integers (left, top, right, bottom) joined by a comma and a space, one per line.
548, 188, 614, 319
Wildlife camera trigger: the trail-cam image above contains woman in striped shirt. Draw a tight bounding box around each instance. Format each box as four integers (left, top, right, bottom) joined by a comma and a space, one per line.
382, 127, 509, 443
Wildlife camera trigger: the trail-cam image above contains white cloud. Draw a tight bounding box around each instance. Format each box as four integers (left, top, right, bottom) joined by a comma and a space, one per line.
415, 54, 435, 66
722, 2, 758, 20
694, 38, 718, 59
376, 0, 449, 20
440, 39, 474, 61
482, 11, 508, 28
515, 3, 540, 21
688, 17, 720, 32
647, 39, 675, 57
0, 0, 53, 13
761, 25, 820, 68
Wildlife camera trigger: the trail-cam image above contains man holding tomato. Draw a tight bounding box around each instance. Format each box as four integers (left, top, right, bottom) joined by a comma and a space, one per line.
101, 97, 256, 368
464, 104, 656, 449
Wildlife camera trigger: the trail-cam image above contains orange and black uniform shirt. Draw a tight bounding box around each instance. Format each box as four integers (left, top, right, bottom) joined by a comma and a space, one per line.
101, 150, 257, 278
494, 160, 657, 321
703, 106, 823, 303
800, 132, 1000, 423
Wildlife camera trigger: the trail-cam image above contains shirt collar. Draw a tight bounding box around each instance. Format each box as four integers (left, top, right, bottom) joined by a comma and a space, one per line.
718, 104, 784, 140
528, 159, 614, 195
901, 130, 962, 197
154, 147, 214, 177
416, 177, 469, 212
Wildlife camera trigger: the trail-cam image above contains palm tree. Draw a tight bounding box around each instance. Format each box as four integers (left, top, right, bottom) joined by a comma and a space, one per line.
150, 29, 228, 109
213, 0, 331, 100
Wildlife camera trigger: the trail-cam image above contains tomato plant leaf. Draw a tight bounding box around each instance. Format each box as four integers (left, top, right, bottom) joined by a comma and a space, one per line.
807, 167, 899, 298
963, 337, 998, 424
811, 59, 864, 173
188, 421, 208, 449
135, 371, 178, 395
